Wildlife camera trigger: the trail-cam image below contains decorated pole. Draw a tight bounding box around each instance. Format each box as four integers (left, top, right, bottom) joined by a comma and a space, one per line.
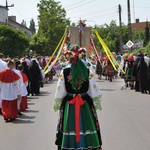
70, 20, 91, 53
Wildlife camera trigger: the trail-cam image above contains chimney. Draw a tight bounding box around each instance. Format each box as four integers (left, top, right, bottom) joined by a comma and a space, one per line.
8, 16, 16, 22
136, 19, 139, 23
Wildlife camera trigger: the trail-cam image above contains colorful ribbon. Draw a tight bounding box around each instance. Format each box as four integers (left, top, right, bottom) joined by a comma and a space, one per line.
68, 94, 84, 142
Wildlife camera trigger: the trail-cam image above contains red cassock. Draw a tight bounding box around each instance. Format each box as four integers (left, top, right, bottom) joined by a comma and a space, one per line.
20, 96, 28, 111
20, 72, 29, 111
0, 69, 20, 119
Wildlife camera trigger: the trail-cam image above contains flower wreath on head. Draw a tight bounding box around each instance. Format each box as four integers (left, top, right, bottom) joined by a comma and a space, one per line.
64, 50, 73, 59
67, 44, 89, 91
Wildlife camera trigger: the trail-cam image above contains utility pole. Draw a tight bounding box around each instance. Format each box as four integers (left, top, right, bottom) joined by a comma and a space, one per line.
118, 4, 123, 54
127, 0, 132, 52
5, 0, 14, 24
6, 0, 14, 10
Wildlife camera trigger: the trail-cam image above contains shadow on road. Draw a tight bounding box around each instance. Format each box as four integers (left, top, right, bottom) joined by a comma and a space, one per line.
100, 89, 115, 91
12, 119, 34, 124
19, 115, 36, 120
24, 110, 39, 113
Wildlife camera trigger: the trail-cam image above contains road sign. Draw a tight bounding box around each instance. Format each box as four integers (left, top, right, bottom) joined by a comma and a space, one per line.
126, 40, 134, 48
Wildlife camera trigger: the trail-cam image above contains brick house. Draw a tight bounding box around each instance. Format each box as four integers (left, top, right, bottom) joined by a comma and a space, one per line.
131, 19, 150, 31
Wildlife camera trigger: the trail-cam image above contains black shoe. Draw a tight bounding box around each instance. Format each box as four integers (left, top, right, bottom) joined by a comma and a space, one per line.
10, 118, 16, 121
130, 85, 134, 90
135, 89, 140, 92
0, 108, 2, 115
4, 118, 15, 122
18, 111, 23, 115
4, 118, 10, 122
144, 90, 147, 94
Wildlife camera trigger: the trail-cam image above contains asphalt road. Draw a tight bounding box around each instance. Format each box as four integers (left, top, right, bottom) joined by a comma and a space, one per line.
0, 75, 150, 150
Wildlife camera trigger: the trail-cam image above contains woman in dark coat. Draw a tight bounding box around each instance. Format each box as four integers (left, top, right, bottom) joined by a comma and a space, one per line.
147, 60, 150, 94
137, 57, 148, 93
21, 61, 31, 95
132, 57, 140, 91
29, 59, 41, 96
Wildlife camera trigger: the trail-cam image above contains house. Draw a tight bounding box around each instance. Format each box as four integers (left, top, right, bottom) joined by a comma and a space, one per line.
131, 19, 150, 31
0, 5, 32, 36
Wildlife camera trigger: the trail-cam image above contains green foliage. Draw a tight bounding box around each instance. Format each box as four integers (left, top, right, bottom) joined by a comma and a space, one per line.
30, 33, 49, 55
94, 20, 129, 53
132, 41, 150, 57
93, 20, 145, 55
143, 21, 150, 46
34, 0, 70, 55
145, 41, 150, 57
132, 30, 144, 41
0, 25, 30, 57
21, 20, 27, 27
29, 19, 36, 34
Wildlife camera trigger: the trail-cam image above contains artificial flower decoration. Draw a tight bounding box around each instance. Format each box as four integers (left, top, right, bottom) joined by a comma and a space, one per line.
78, 47, 87, 53
89, 73, 94, 79
67, 72, 86, 91
59, 74, 63, 80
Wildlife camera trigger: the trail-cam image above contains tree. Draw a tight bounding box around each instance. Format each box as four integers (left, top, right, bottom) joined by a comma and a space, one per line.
29, 18, 36, 34
93, 21, 129, 54
35, 0, 70, 55
145, 41, 150, 56
21, 20, 27, 27
143, 20, 149, 46
0, 25, 30, 57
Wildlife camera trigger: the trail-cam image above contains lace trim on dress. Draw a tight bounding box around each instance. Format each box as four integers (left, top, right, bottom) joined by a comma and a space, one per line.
53, 98, 63, 112
92, 96, 102, 111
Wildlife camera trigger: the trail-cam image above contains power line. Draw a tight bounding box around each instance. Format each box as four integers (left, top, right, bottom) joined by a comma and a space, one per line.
69, 6, 116, 19
64, 0, 90, 9
66, 0, 98, 11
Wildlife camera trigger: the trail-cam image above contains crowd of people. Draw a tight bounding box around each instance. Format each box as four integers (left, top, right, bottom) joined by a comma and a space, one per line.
119, 51, 150, 94
0, 53, 48, 122
93, 51, 150, 94
0, 45, 103, 149
0, 49, 149, 122
0, 47, 149, 150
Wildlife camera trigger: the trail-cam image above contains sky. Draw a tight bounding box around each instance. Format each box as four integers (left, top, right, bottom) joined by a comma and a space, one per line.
0, 0, 150, 28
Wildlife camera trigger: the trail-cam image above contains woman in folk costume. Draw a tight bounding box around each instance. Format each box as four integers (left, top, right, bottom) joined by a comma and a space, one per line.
17, 64, 29, 111
105, 56, 116, 82
0, 60, 20, 122
101, 55, 107, 79
95, 58, 102, 80
125, 54, 135, 89
120, 53, 129, 86
53, 44, 102, 150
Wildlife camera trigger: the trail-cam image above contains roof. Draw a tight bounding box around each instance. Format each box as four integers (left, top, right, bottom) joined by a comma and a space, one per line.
0, 5, 7, 10
131, 21, 149, 31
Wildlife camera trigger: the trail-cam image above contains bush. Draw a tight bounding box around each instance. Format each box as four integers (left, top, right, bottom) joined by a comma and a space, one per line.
0, 25, 30, 57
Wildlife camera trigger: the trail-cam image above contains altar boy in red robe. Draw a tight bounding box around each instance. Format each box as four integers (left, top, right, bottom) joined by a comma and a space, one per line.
17, 64, 29, 111
0, 60, 20, 122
